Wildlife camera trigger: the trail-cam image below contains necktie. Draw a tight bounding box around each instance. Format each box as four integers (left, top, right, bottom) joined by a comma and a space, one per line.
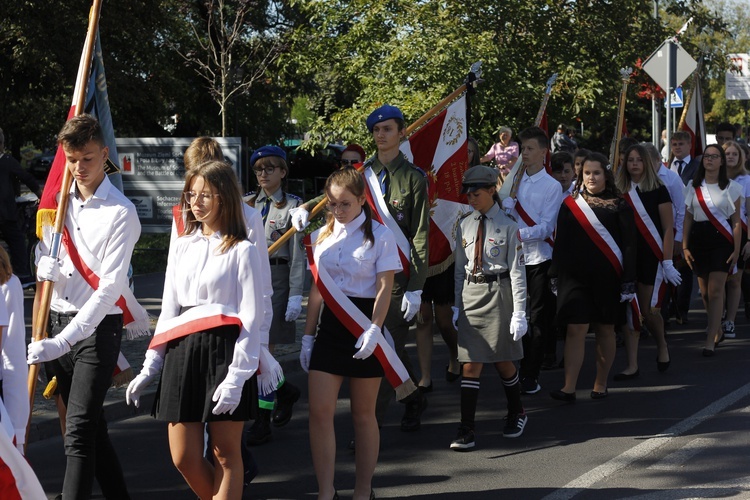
473, 215, 486, 275
378, 168, 389, 198
261, 197, 272, 223
676, 160, 684, 175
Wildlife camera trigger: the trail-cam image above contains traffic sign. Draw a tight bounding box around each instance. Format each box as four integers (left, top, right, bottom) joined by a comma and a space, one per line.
642, 40, 697, 91
666, 87, 684, 108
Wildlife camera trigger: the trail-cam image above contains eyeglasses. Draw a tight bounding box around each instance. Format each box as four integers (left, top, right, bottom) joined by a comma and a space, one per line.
326, 201, 354, 213
340, 159, 359, 166
184, 191, 220, 204
253, 165, 278, 176
703, 154, 721, 160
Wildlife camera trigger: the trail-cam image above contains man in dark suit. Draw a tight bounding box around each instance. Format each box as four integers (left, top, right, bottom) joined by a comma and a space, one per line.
669, 131, 700, 186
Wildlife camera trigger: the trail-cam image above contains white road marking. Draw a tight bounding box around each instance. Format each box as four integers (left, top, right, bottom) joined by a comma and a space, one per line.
646, 437, 717, 470
617, 475, 750, 499
542, 382, 750, 500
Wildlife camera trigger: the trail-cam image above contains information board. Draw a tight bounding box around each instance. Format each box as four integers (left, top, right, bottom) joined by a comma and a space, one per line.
115, 137, 243, 233
726, 53, 750, 100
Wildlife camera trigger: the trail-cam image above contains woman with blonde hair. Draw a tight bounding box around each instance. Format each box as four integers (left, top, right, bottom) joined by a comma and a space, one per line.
613, 144, 679, 380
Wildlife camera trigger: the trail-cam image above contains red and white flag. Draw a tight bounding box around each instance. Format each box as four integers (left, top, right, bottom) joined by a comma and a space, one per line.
400, 95, 470, 273
681, 78, 706, 158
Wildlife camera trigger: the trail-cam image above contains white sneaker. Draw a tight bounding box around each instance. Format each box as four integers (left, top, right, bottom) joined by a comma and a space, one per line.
723, 320, 736, 339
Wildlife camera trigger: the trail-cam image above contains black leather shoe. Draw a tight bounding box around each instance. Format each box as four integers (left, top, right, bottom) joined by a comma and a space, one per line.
246, 409, 272, 445
702, 348, 715, 357
418, 383, 433, 393
590, 389, 609, 400
272, 382, 301, 427
445, 365, 461, 383
550, 389, 576, 402
656, 357, 670, 373
613, 369, 640, 381
401, 391, 428, 432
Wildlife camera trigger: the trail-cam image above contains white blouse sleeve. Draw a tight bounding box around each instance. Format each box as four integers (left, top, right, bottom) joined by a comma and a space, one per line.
375, 226, 403, 275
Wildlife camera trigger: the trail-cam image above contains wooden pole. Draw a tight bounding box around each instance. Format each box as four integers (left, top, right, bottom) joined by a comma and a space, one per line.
611, 68, 633, 174
26, 0, 103, 446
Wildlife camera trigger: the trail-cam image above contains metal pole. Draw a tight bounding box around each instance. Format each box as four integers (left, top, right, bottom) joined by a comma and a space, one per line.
665, 40, 673, 153
652, 0, 660, 144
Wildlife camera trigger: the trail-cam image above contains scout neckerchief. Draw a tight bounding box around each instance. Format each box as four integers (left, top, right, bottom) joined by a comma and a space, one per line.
304, 228, 416, 401
147, 303, 281, 394
623, 186, 667, 308
363, 166, 411, 278
563, 195, 641, 330
695, 181, 736, 274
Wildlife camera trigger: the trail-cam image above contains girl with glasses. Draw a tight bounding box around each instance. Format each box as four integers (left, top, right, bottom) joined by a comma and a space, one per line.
244, 146, 306, 444
682, 145, 742, 356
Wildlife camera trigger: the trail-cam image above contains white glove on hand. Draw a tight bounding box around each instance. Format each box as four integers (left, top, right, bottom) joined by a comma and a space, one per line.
353, 324, 381, 360
451, 306, 459, 330
662, 260, 682, 286
510, 311, 528, 342
299, 335, 314, 373
36, 256, 61, 282
501, 197, 516, 213
285, 295, 303, 322
401, 291, 422, 322
125, 374, 154, 408
290, 206, 310, 231
212, 377, 243, 415
27, 337, 70, 364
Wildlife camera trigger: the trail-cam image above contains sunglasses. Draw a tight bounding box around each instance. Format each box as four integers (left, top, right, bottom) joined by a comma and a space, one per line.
340, 159, 359, 166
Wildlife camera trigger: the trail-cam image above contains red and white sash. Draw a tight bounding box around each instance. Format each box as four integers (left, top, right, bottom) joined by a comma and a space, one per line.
172, 204, 184, 235
61, 223, 150, 339
363, 167, 411, 278
0, 399, 46, 499
304, 230, 415, 400
623, 187, 667, 308
514, 199, 555, 248
564, 196, 623, 276
695, 183, 737, 274
148, 303, 281, 393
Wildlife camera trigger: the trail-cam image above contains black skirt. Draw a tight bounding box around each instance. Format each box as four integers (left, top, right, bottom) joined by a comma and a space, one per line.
153, 325, 257, 422
309, 297, 384, 378
689, 221, 734, 276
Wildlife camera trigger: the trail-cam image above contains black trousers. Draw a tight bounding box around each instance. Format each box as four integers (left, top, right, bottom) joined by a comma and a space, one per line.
0, 219, 29, 277
520, 261, 555, 380
46, 312, 130, 500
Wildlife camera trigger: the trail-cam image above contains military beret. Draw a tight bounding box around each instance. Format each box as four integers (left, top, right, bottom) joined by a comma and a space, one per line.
461, 165, 498, 193
250, 145, 286, 167
366, 105, 404, 133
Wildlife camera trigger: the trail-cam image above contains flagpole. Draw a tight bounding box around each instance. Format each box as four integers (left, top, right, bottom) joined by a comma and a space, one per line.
267, 64, 483, 256
26, 0, 103, 447
610, 67, 634, 174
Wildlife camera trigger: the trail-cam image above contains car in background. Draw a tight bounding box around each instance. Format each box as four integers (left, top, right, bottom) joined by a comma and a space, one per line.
29, 152, 56, 179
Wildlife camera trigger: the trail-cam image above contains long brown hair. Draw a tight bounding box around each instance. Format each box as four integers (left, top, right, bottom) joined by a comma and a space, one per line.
181, 161, 247, 253
616, 144, 664, 193
315, 167, 374, 246
0, 247, 11, 285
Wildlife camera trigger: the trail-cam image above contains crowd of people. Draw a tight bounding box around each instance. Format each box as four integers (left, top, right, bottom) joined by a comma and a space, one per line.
0, 108, 749, 499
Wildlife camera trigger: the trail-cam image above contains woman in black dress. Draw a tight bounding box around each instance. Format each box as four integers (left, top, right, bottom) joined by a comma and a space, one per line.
614, 144, 680, 380
549, 153, 637, 401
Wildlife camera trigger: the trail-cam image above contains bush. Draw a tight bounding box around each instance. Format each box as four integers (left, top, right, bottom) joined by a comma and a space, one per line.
132, 233, 170, 274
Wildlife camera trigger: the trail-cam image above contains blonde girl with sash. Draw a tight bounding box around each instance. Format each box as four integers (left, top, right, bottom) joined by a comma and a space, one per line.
127, 161, 263, 499
300, 167, 402, 500
549, 153, 637, 401
721, 141, 749, 338
683, 145, 742, 356
613, 144, 680, 380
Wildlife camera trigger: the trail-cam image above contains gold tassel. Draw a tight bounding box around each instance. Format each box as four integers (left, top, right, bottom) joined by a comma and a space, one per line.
111, 367, 134, 388
36, 208, 56, 240
43, 377, 57, 399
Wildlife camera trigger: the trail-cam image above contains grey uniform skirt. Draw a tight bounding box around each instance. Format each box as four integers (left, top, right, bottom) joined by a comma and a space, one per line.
270, 263, 296, 344
457, 277, 523, 363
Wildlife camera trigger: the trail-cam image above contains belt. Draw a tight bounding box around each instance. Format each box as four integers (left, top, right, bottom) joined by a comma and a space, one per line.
269, 258, 288, 266
467, 271, 510, 284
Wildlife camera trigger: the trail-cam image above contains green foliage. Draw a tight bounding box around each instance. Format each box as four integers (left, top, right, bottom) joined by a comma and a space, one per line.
132, 233, 170, 274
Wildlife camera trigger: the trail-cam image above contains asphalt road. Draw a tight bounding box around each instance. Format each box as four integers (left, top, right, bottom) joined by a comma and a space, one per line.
26, 311, 750, 499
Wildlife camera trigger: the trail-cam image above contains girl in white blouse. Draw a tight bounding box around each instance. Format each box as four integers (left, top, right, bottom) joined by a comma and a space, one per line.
300, 167, 402, 500
682, 145, 742, 356
127, 161, 263, 499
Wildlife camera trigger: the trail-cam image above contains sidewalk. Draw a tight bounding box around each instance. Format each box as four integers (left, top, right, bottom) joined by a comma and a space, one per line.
26, 272, 307, 444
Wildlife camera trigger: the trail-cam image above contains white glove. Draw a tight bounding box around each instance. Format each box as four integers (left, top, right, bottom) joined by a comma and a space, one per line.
36, 256, 61, 282
501, 197, 516, 212
125, 349, 163, 407
401, 290, 422, 322
290, 206, 310, 231
27, 336, 70, 364
353, 324, 381, 360
299, 335, 314, 373
211, 377, 244, 415
510, 311, 528, 342
285, 295, 303, 322
620, 282, 636, 303
662, 260, 682, 286
451, 306, 459, 330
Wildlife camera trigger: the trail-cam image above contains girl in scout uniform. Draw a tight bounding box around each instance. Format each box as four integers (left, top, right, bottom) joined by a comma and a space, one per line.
450, 165, 528, 451
245, 145, 306, 443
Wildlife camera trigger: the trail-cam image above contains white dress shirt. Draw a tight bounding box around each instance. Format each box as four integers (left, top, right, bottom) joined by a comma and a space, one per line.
512, 168, 563, 265
658, 164, 686, 242
36, 175, 140, 343
670, 155, 692, 175
685, 179, 743, 221
313, 211, 402, 298
160, 230, 264, 382
1, 275, 29, 446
